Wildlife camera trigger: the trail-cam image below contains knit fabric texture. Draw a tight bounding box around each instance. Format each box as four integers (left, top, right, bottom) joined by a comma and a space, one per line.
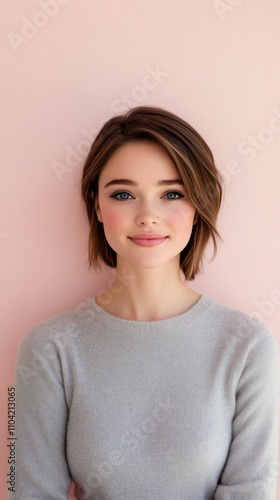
10, 295, 279, 499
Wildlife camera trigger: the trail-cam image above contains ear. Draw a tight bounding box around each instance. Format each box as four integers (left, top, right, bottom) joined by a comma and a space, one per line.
94, 194, 103, 223
193, 211, 198, 225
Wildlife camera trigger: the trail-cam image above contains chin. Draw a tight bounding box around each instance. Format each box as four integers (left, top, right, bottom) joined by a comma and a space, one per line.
129, 255, 180, 270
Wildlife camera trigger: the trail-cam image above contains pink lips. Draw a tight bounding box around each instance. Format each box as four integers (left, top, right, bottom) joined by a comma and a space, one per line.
128, 234, 168, 247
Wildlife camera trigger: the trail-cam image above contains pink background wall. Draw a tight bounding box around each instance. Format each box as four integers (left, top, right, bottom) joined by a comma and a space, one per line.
1, 1, 280, 498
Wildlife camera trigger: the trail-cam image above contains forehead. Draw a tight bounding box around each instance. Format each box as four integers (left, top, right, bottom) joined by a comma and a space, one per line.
99, 141, 180, 183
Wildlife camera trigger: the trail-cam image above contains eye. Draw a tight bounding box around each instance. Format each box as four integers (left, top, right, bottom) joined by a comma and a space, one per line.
163, 191, 184, 200
110, 191, 133, 201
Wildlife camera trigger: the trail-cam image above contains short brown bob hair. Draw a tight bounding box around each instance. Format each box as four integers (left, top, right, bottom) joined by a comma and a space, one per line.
81, 106, 223, 280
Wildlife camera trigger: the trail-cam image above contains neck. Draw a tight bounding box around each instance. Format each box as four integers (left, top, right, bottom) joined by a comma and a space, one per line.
96, 259, 200, 321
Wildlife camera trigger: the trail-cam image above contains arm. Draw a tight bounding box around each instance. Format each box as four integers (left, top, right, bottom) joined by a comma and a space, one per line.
215, 324, 279, 499
10, 324, 72, 499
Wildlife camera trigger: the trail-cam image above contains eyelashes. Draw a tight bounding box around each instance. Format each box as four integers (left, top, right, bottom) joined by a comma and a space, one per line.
110, 191, 133, 201
110, 191, 185, 201
164, 191, 184, 200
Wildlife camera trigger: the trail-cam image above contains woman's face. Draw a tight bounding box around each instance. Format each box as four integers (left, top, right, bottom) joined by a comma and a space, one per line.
95, 141, 196, 270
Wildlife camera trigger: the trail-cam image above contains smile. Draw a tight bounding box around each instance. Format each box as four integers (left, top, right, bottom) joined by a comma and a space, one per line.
128, 236, 168, 247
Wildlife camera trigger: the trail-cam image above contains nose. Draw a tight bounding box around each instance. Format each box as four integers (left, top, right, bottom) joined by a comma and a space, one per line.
135, 202, 161, 226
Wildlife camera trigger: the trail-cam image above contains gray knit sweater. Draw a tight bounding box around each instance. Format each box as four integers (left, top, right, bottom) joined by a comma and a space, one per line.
10, 295, 279, 499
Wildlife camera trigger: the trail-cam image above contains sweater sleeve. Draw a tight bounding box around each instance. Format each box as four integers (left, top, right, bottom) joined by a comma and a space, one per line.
214, 323, 279, 500
10, 324, 72, 499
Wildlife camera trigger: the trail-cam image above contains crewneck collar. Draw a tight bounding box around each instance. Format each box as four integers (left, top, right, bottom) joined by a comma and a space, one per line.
86, 294, 214, 334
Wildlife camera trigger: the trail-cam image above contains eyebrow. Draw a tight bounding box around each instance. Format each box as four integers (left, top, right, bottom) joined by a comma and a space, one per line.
104, 178, 184, 188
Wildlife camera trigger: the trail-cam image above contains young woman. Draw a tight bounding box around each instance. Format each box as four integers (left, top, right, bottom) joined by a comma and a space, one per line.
12, 106, 279, 499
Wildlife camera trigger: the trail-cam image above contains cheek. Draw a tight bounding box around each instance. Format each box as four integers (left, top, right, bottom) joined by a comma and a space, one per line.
170, 207, 196, 229
100, 206, 126, 231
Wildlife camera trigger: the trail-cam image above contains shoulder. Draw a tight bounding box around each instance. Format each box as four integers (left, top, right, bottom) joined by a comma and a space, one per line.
17, 298, 95, 356
203, 295, 278, 353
